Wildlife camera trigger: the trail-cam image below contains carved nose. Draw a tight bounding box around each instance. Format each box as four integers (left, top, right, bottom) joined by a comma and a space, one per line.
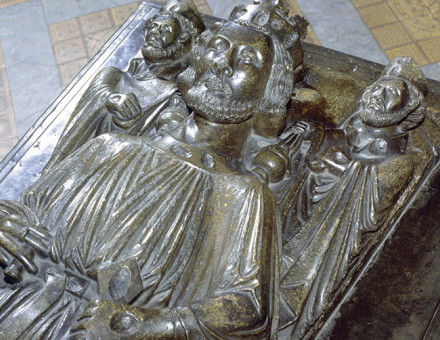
149, 25, 160, 35
386, 94, 403, 111
213, 60, 233, 78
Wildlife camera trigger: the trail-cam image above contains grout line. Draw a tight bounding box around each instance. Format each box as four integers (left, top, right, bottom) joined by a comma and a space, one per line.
384, 0, 431, 64
363, 18, 398, 30
0, 39, 18, 140
349, 0, 390, 63
107, 6, 117, 28
43, 1, 64, 91
352, 1, 385, 10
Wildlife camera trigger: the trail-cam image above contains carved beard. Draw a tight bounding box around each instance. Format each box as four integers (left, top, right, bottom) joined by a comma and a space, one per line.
178, 66, 258, 124
141, 39, 184, 63
359, 87, 413, 128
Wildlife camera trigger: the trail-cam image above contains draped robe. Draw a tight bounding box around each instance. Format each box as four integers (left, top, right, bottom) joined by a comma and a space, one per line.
0, 133, 276, 339
278, 123, 414, 338
45, 58, 187, 171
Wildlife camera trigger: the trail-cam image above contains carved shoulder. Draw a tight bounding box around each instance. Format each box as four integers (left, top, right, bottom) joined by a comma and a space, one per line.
377, 154, 414, 209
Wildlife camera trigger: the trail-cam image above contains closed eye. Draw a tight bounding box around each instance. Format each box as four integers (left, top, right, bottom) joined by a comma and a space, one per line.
239, 49, 258, 66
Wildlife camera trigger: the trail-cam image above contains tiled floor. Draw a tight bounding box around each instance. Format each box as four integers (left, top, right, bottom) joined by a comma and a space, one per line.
0, 0, 26, 8
0, 40, 17, 158
353, 0, 440, 66
0, 0, 439, 161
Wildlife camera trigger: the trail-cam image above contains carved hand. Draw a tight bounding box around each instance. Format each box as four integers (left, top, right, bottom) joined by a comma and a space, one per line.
155, 110, 188, 132
71, 300, 181, 339
252, 145, 289, 184
280, 120, 316, 147
105, 93, 142, 120
0, 215, 51, 276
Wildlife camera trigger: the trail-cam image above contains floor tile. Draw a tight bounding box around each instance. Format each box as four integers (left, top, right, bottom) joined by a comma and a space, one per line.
351, 0, 383, 8
0, 91, 10, 114
0, 73, 5, 92
79, 10, 114, 35
58, 58, 88, 87
419, 37, 440, 64
0, 0, 26, 9
386, 43, 429, 66
422, 63, 440, 81
296, 0, 388, 64
49, 18, 81, 43
0, 136, 18, 161
53, 37, 88, 64
371, 22, 412, 49
0, 113, 16, 139
400, 16, 440, 41
0, 0, 61, 137
111, 2, 139, 26
386, 0, 435, 19
84, 29, 116, 58
357, 3, 397, 28
41, 0, 139, 24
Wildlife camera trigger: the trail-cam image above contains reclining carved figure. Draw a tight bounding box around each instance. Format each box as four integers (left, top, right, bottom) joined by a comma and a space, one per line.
0, 1, 307, 338
45, 0, 205, 170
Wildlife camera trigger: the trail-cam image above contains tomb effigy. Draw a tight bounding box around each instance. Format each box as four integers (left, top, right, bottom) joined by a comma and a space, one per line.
0, 0, 439, 338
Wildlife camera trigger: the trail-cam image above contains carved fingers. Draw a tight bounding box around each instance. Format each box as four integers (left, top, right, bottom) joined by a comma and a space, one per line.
71, 300, 177, 339
70, 301, 105, 339
0, 230, 37, 274
105, 93, 141, 120
0, 216, 51, 276
70, 300, 141, 339
281, 120, 316, 147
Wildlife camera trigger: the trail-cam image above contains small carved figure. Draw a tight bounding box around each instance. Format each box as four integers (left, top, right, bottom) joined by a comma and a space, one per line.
278, 57, 428, 338
45, 0, 205, 170
0, 1, 306, 339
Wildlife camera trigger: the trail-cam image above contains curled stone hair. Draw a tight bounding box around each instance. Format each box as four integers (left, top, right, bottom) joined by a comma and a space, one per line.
381, 56, 427, 95
257, 35, 294, 117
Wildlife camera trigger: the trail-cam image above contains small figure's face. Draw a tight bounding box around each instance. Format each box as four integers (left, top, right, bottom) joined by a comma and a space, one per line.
142, 14, 182, 63
345, 79, 408, 154
179, 22, 273, 123
144, 15, 180, 49
363, 79, 407, 118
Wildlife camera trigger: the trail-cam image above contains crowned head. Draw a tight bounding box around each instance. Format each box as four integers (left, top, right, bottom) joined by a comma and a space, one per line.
178, 0, 307, 137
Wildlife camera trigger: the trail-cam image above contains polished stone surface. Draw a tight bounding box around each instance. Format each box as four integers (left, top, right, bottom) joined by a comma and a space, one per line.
1, 0, 440, 162
0, 2, 440, 338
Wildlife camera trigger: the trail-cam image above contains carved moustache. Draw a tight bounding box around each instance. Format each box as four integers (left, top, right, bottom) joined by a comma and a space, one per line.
365, 96, 385, 114
202, 73, 233, 97
144, 36, 163, 48
141, 39, 180, 61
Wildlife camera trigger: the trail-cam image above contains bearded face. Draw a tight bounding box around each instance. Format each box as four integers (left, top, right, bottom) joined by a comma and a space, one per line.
360, 79, 409, 126
178, 22, 273, 124
345, 79, 415, 154
142, 14, 185, 64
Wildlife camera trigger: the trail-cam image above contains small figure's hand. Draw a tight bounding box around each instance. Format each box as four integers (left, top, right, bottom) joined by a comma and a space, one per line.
280, 120, 316, 147
70, 300, 118, 340
105, 93, 141, 120
0, 216, 51, 276
155, 110, 188, 132
252, 145, 289, 184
